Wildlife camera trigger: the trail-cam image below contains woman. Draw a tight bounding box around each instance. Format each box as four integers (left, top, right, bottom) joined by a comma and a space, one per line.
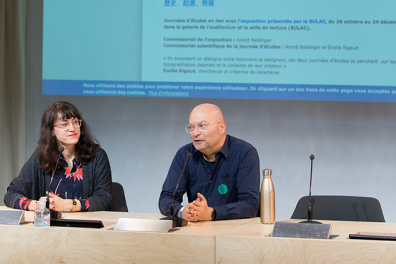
4, 101, 113, 212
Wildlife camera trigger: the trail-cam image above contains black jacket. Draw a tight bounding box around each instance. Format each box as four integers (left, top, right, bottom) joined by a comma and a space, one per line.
4, 148, 113, 211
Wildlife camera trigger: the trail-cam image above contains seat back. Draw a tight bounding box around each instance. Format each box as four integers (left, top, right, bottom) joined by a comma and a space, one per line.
111, 182, 128, 212
291, 195, 385, 222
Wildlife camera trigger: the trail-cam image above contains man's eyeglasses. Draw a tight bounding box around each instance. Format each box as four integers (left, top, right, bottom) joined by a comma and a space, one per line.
54, 119, 82, 130
185, 121, 222, 134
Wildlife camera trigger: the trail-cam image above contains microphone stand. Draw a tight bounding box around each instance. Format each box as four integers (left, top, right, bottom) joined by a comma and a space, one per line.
46, 147, 64, 219
161, 153, 191, 228
300, 154, 321, 224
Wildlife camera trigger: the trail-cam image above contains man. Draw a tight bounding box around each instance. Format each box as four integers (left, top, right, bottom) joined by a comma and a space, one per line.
159, 103, 260, 221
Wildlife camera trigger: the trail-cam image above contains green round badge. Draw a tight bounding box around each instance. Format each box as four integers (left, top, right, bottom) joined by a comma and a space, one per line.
218, 184, 228, 195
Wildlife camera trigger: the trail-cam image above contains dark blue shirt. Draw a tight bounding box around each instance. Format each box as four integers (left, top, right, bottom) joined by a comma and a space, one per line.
49, 157, 89, 211
159, 135, 260, 220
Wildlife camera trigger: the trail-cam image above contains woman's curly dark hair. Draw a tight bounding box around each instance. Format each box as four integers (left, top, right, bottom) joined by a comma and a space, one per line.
37, 101, 100, 171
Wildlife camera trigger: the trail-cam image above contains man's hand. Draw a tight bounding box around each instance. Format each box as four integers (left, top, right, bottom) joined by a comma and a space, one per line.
192, 193, 213, 221
180, 202, 198, 222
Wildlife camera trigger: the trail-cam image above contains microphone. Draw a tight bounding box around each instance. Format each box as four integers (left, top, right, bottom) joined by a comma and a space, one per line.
162, 152, 192, 228
46, 147, 64, 219
300, 154, 321, 224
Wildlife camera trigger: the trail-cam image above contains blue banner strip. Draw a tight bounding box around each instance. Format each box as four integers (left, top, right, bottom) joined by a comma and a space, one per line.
42, 80, 396, 103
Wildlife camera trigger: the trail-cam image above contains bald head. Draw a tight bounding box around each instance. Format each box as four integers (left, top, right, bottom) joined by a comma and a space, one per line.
189, 103, 224, 124
188, 104, 226, 161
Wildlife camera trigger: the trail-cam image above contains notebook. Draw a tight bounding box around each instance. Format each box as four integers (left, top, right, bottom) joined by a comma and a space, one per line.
349, 232, 396, 241
50, 218, 104, 228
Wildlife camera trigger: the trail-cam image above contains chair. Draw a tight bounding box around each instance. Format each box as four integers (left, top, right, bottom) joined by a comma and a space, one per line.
111, 182, 128, 212
291, 195, 385, 222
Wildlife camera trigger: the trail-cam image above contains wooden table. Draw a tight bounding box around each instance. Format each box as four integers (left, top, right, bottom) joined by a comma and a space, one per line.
0, 207, 251, 263
1, 207, 395, 263
216, 218, 396, 263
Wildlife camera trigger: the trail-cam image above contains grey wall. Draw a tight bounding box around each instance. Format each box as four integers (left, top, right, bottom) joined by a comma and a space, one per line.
25, 1, 396, 222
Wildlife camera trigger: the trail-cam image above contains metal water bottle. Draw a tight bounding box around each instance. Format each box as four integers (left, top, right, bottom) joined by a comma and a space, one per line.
260, 169, 275, 224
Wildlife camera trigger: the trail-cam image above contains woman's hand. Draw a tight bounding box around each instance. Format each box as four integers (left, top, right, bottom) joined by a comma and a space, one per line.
48, 193, 81, 212
28, 200, 39, 211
